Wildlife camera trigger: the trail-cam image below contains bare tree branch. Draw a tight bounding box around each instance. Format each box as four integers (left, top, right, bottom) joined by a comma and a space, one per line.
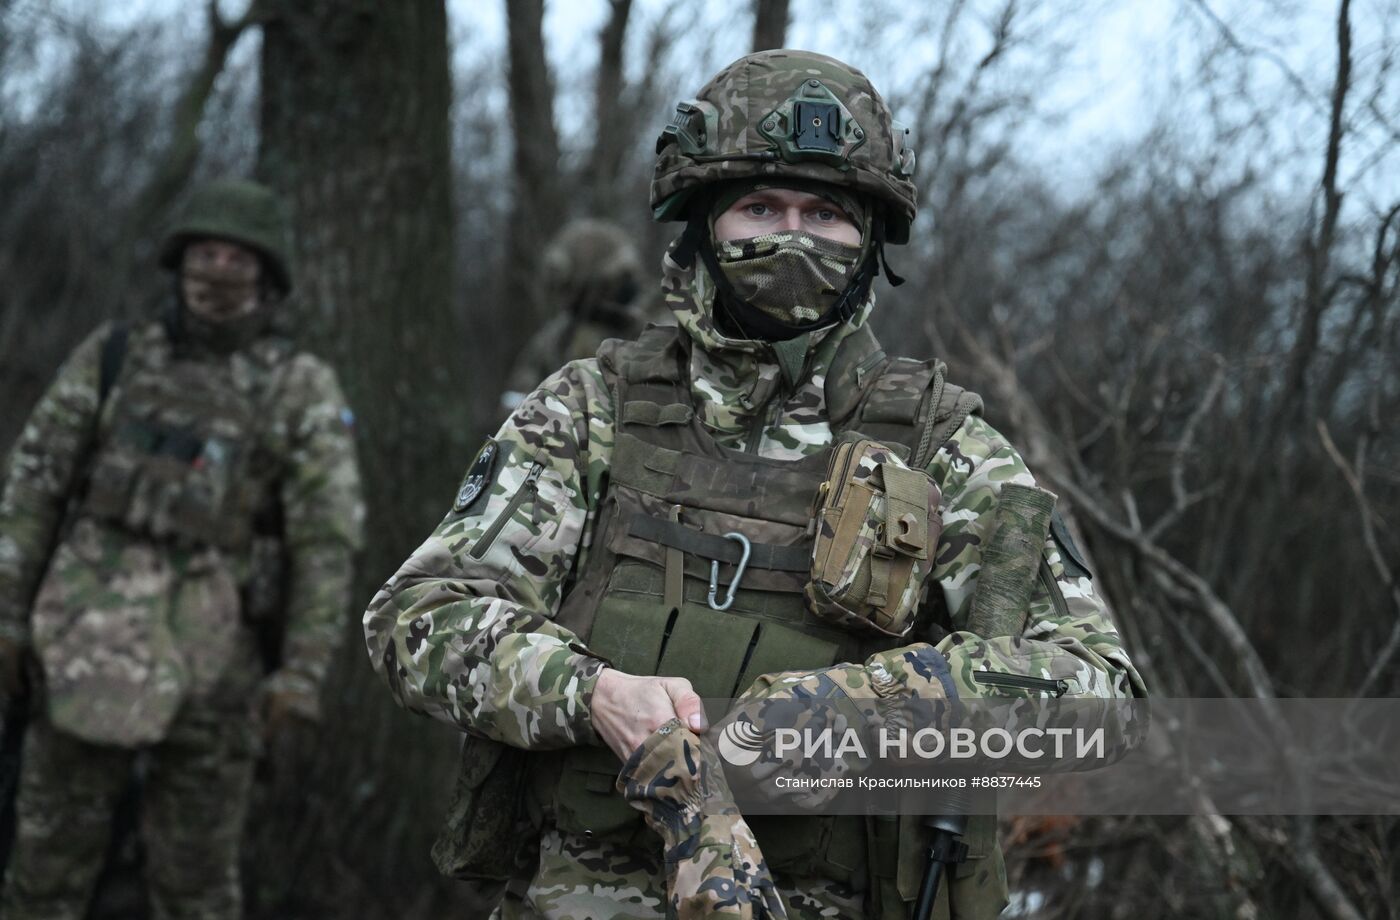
1186, 0, 1326, 114
1285, 0, 1352, 416
1058, 476, 1365, 920
130, 0, 264, 233
1317, 420, 1400, 696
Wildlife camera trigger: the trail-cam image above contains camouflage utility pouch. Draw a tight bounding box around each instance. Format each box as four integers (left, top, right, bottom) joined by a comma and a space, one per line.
806, 436, 942, 638
432, 733, 536, 881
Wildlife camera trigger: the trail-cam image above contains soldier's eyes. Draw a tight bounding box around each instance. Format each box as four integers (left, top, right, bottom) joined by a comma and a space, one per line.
745, 203, 772, 217
813, 208, 844, 223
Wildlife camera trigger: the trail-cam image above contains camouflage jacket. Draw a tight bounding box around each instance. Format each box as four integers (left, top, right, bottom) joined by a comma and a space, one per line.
365, 248, 1146, 751
0, 319, 364, 715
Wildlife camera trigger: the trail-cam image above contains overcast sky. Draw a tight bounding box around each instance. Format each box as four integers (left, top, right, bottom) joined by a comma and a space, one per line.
25, 0, 1400, 211
461, 0, 1397, 208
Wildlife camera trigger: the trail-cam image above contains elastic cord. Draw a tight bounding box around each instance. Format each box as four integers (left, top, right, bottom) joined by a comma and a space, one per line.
872, 215, 905, 287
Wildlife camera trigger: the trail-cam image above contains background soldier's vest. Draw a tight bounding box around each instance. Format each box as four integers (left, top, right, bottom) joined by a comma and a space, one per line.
523, 325, 999, 916
80, 327, 291, 552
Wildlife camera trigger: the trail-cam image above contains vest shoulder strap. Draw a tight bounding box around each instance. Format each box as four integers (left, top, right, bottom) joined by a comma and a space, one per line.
848, 350, 984, 471
598, 324, 687, 387
598, 325, 693, 451
99, 322, 130, 406
600, 322, 984, 470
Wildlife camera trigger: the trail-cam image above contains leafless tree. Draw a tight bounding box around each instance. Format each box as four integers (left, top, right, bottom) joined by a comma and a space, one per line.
505, 0, 562, 324
250, 2, 464, 916
751, 0, 789, 51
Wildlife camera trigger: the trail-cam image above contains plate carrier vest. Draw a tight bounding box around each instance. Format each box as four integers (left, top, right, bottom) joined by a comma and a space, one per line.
441, 323, 1005, 916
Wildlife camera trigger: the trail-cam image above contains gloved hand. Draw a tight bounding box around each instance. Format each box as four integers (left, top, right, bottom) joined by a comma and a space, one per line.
723, 643, 959, 805
0, 636, 29, 702
617, 718, 788, 919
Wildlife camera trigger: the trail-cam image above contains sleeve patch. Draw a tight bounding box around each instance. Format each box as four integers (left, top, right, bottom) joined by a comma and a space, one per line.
453, 439, 501, 513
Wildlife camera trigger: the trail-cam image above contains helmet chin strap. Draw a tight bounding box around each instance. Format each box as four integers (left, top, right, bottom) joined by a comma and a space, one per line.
673, 211, 899, 343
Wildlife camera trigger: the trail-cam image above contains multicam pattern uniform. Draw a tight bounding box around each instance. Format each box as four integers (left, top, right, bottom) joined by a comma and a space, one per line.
618, 718, 786, 919
0, 320, 363, 919
364, 249, 1146, 919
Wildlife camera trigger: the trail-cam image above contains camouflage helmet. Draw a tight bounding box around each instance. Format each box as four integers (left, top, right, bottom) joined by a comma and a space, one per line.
651, 50, 918, 243
158, 178, 294, 292
543, 219, 643, 316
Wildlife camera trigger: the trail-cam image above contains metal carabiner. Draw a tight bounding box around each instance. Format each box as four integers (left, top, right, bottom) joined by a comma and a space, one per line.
707, 532, 751, 611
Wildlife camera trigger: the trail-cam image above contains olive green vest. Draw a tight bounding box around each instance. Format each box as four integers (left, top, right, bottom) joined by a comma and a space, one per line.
441, 324, 1008, 918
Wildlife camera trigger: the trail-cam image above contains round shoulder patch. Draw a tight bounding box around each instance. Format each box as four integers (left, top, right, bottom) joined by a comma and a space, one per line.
453, 440, 498, 513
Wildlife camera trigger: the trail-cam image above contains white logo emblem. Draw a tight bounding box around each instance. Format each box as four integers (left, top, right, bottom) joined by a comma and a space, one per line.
717, 718, 766, 767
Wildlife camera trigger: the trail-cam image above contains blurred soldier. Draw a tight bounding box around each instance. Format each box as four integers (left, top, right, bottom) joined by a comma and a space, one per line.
0, 178, 364, 920
499, 219, 663, 412
366, 50, 1145, 919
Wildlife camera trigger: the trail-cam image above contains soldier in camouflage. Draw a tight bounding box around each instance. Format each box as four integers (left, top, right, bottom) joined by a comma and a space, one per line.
0, 178, 364, 919
365, 50, 1145, 919
500, 219, 668, 412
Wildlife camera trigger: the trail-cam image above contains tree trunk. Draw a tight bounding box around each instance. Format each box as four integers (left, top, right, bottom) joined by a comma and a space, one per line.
252, 2, 464, 916
506, 0, 562, 323
751, 0, 790, 51
581, 0, 633, 216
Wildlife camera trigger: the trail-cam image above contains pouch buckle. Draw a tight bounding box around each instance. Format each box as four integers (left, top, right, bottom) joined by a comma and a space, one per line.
707, 532, 751, 611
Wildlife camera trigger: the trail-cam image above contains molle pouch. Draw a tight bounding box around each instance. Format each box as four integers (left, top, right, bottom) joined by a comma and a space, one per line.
806, 436, 941, 638
82, 418, 164, 524
432, 733, 537, 882
83, 444, 141, 523
168, 434, 248, 548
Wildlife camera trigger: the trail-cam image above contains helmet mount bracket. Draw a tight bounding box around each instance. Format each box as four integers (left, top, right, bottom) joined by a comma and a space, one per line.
757, 79, 865, 169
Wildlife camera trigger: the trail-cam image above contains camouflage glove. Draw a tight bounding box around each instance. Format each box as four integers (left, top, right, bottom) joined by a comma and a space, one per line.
725, 643, 959, 805
617, 718, 788, 919
0, 637, 28, 702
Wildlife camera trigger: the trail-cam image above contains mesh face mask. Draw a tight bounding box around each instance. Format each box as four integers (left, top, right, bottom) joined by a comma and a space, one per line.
696, 181, 878, 341
712, 231, 865, 327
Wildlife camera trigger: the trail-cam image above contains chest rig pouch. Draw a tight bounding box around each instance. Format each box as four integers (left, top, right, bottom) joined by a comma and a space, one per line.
808, 435, 942, 638
523, 325, 986, 892
80, 342, 282, 552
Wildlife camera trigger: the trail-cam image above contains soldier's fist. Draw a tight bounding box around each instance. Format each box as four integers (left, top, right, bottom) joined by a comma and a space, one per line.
590, 668, 707, 762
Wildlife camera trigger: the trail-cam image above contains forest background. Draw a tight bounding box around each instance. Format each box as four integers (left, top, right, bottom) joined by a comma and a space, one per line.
1, 0, 1398, 917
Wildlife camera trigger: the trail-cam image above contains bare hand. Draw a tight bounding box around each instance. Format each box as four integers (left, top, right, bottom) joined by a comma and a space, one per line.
590, 668, 708, 762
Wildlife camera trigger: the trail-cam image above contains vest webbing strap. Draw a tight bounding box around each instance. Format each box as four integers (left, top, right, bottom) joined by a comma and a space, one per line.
622, 401, 694, 427
663, 505, 684, 611
99, 322, 130, 405
627, 513, 810, 572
